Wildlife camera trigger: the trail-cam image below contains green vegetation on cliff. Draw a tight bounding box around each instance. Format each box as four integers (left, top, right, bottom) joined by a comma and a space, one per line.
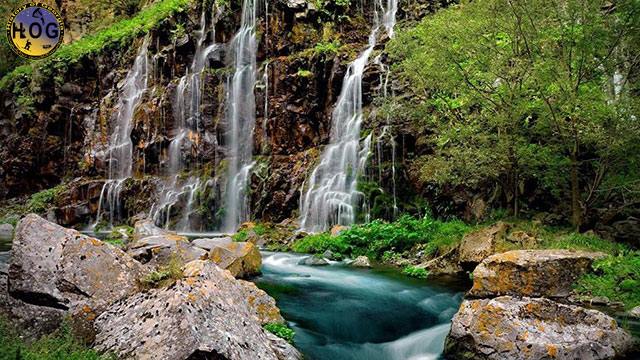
263, 323, 295, 344
386, 0, 640, 230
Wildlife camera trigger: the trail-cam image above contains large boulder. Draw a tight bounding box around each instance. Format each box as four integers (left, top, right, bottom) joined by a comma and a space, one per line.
8, 214, 147, 313
469, 250, 605, 298
350, 255, 371, 268
127, 234, 207, 267
422, 247, 464, 276
191, 236, 233, 251
209, 242, 262, 278
0, 265, 64, 340
445, 296, 634, 360
94, 260, 300, 360
238, 280, 285, 325
458, 222, 509, 267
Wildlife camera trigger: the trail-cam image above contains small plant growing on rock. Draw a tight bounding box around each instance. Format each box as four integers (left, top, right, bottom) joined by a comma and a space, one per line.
402, 266, 428, 279
140, 256, 184, 289
263, 323, 295, 344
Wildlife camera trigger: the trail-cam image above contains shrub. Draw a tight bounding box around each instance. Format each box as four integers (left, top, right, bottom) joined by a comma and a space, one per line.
575, 252, 640, 310
542, 233, 629, 255
27, 185, 65, 213
263, 323, 295, 344
402, 266, 428, 279
0, 318, 112, 359
140, 255, 183, 288
292, 232, 350, 255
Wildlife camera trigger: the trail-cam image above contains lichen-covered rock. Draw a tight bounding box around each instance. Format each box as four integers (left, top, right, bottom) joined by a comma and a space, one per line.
458, 222, 509, 267
469, 250, 605, 298
444, 296, 634, 360
0, 267, 64, 340
94, 260, 299, 360
191, 236, 233, 251
628, 306, 640, 319
127, 234, 207, 267
351, 255, 372, 268
8, 214, 147, 312
421, 247, 464, 276
209, 241, 262, 278
238, 280, 284, 325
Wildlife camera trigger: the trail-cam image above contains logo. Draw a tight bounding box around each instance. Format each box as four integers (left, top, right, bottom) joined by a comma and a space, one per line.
6, 3, 64, 59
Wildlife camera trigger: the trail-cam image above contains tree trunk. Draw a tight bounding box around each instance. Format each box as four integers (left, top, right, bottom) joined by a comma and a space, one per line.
570, 152, 582, 231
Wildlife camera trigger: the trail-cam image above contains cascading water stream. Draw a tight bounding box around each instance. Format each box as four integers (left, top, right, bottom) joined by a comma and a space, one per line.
150, 4, 222, 231
299, 0, 397, 233
223, 0, 258, 232
93, 38, 150, 228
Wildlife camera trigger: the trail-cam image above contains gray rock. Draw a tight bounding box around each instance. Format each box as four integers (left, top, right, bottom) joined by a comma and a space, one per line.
191, 237, 233, 251
237, 279, 284, 325
469, 249, 606, 298
445, 296, 634, 360
421, 247, 463, 276
0, 223, 14, 239
132, 219, 174, 240
322, 250, 335, 260
0, 271, 64, 341
591, 296, 611, 306
298, 256, 329, 266
628, 305, 640, 319
6, 214, 147, 338
94, 260, 300, 360
350, 255, 371, 268
458, 222, 509, 266
209, 241, 262, 278
127, 234, 208, 267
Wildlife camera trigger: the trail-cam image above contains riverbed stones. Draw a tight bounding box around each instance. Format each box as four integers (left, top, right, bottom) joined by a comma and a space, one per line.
8, 214, 147, 312
298, 255, 329, 266
444, 296, 634, 360
209, 241, 262, 278
94, 260, 298, 360
628, 306, 640, 319
351, 255, 371, 268
0, 223, 14, 239
468, 250, 606, 298
458, 222, 509, 267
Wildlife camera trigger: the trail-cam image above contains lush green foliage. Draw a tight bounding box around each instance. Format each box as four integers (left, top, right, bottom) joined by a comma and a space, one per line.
292, 232, 350, 255
0, 319, 111, 360
293, 215, 471, 259
575, 252, 640, 310
104, 226, 134, 247
387, 0, 640, 228
541, 233, 630, 255
402, 266, 429, 279
263, 323, 295, 344
27, 185, 65, 213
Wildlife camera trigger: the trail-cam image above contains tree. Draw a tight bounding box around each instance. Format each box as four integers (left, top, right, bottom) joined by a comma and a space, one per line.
388, 0, 640, 229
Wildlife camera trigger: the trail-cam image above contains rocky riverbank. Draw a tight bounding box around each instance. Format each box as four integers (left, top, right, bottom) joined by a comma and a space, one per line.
0, 214, 300, 359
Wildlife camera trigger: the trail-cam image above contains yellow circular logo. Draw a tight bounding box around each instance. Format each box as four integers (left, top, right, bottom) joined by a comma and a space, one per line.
5, 3, 64, 59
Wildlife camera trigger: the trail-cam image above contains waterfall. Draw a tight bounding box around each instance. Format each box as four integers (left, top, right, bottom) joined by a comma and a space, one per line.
93, 38, 150, 228
150, 4, 222, 231
223, 0, 258, 232
298, 0, 398, 233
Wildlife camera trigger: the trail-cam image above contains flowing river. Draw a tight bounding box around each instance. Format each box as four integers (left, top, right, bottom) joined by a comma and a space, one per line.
255, 252, 466, 360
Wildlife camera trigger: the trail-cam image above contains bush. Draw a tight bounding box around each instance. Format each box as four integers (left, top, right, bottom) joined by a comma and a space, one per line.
27, 185, 65, 213
292, 232, 350, 255
575, 252, 640, 310
263, 323, 295, 344
402, 266, 428, 279
0, 318, 111, 359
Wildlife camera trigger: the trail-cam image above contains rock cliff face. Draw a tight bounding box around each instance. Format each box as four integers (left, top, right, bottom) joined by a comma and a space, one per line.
0, 0, 445, 230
